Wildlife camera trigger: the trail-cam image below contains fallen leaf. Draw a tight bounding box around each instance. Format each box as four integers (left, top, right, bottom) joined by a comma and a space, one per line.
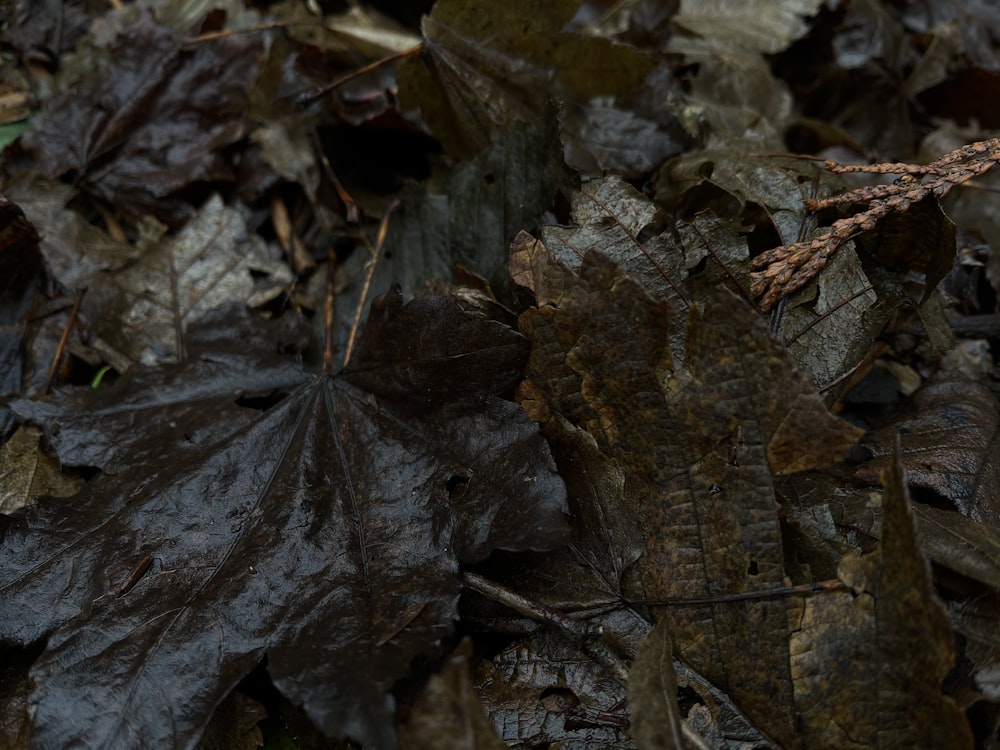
398, 0, 656, 159
0, 426, 83, 515
858, 377, 1000, 526
518, 246, 861, 746
671, 0, 824, 56
0, 195, 44, 431
628, 619, 683, 750
95, 193, 293, 366
789, 447, 973, 748
3, 290, 568, 749
22, 12, 262, 225
378, 113, 575, 296
474, 630, 632, 749
398, 638, 507, 750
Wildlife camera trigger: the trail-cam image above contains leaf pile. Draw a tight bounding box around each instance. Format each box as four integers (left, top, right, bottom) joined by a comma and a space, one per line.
4, 0, 1000, 748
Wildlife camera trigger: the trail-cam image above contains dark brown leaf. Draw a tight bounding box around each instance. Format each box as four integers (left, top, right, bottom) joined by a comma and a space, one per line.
518, 246, 861, 746
2, 290, 568, 749
398, 0, 655, 160
398, 639, 507, 750
789, 448, 973, 748
628, 619, 683, 750
858, 377, 1000, 526
21, 12, 261, 226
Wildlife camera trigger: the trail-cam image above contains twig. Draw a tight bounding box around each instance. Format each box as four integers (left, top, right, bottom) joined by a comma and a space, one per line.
296, 43, 423, 107
342, 199, 398, 368
44, 289, 85, 394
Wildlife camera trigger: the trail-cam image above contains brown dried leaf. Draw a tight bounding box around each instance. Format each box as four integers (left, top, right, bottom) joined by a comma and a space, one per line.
789, 450, 972, 748
518, 246, 861, 746
628, 619, 684, 750
858, 378, 1000, 526
399, 639, 507, 750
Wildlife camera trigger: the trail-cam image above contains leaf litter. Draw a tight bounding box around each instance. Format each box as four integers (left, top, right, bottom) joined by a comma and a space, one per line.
4, 0, 1000, 748
3, 292, 568, 749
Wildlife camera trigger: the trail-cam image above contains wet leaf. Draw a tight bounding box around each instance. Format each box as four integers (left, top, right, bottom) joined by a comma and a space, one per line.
378, 113, 575, 295
0, 195, 44, 430
398, 0, 656, 159
2, 290, 568, 749
518, 246, 861, 745
94, 193, 292, 366
0, 426, 83, 515
474, 630, 633, 749
859, 378, 1000, 526
789, 449, 973, 748
21, 12, 262, 226
398, 639, 507, 750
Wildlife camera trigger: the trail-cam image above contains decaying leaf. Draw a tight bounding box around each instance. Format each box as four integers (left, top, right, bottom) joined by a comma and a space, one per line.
789, 449, 973, 748
398, 639, 507, 750
378, 113, 575, 296
0, 426, 83, 515
474, 629, 632, 749
98, 194, 293, 366
518, 245, 861, 746
22, 12, 262, 225
628, 619, 683, 750
398, 0, 656, 160
3, 291, 568, 749
859, 377, 1000, 526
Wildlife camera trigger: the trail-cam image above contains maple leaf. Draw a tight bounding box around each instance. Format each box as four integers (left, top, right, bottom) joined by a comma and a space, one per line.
3, 291, 569, 749
397, 0, 656, 160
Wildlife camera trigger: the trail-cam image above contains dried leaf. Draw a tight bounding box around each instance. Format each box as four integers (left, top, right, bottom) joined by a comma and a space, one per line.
671, 0, 824, 55
789, 449, 973, 748
3, 291, 568, 749
399, 639, 507, 750
0, 426, 83, 515
379, 113, 575, 295
518, 247, 861, 745
474, 630, 633, 749
628, 619, 683, 750
398, 0, 655, 159
859, 378, 1000, 526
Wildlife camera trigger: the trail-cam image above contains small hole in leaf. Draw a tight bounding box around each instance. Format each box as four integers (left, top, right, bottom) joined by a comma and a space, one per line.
483, 173, 496, 185
446, 475, 470, 498
235, 390, 288, 412
748, 560, 759, 576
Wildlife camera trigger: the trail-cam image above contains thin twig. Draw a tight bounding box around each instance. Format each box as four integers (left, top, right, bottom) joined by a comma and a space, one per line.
296, 43, 423, 107
342, 199, 398, 368
44, 289, 85, 394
